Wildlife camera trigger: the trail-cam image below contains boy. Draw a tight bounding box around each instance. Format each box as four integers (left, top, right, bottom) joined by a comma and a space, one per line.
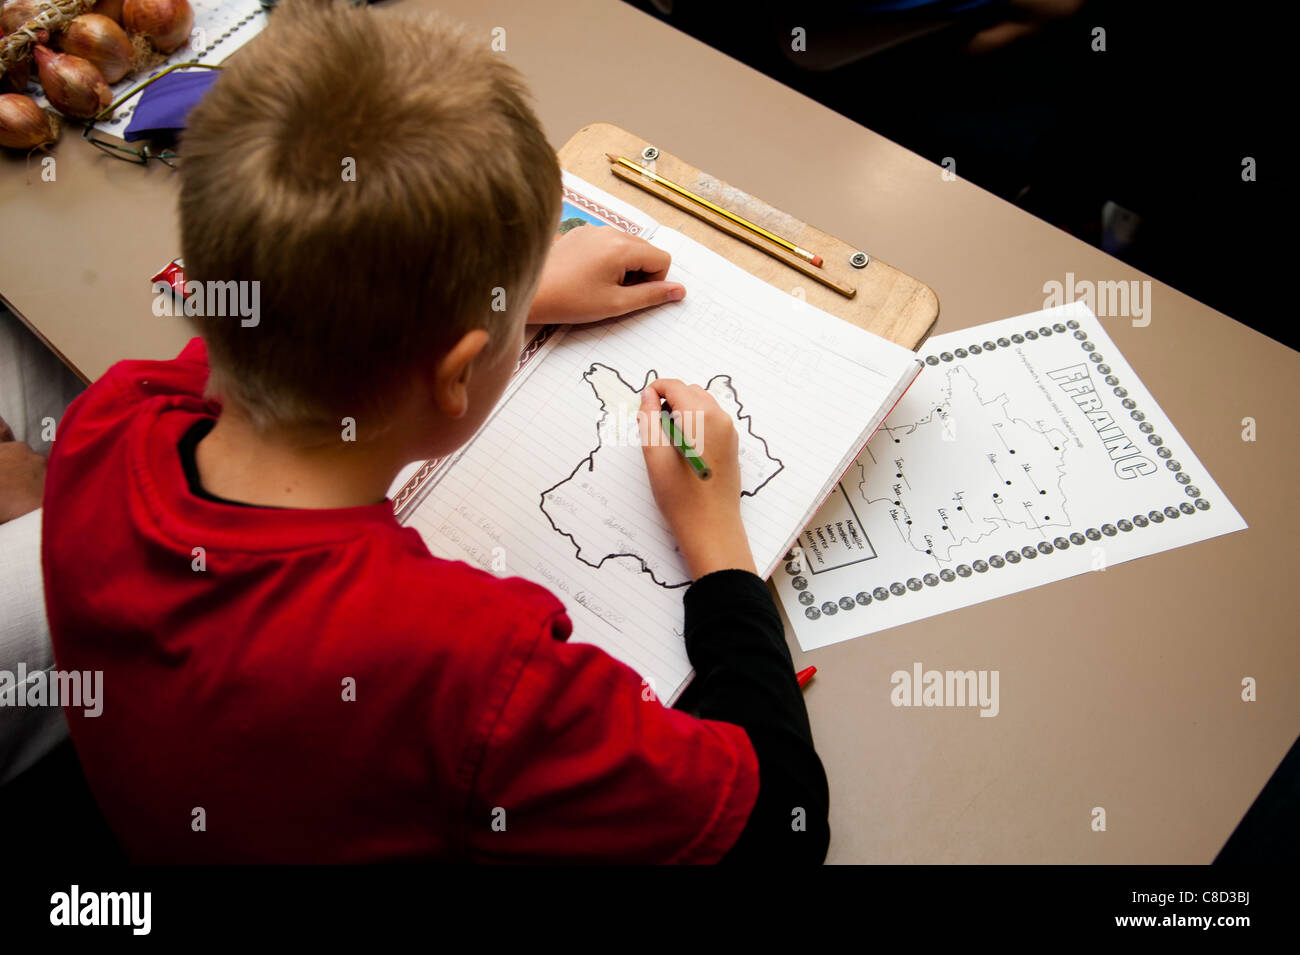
43, 0, 828, 863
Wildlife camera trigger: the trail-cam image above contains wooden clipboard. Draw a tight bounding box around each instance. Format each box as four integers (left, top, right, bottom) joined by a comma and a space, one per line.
559, 122, 939, 350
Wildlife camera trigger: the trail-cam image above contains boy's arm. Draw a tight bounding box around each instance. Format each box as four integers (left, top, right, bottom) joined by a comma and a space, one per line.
459, 574, 828, 864
682, 570, 831, 864
527, 226, 685, 325
639, 377, 830, 862
462, 620, 760, 864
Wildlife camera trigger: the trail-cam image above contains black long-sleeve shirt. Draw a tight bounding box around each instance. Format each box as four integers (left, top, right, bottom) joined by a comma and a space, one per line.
676, 570, 830, 863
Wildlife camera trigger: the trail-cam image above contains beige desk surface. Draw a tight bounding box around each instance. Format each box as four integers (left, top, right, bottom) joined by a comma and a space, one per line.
3, 0, 1296, 863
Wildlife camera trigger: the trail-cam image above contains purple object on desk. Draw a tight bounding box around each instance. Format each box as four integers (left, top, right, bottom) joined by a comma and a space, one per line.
122, 70, 220, 142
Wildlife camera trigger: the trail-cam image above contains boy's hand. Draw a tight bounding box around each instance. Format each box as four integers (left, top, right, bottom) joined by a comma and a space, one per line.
528, 226, 685, 325
638, 378, 756, 580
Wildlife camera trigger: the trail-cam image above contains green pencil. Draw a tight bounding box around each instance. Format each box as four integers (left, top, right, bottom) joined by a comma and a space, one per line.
659, 406, 712, 480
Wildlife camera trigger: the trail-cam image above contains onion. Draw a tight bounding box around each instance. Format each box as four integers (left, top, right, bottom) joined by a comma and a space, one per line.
91, 0, 125, 24
3, 56, 31, 93
0, 0, 42, 36
33, 44, 110, 119
122, 0, 192, 55
0, 91, 59, 149
59, 13, 132, 83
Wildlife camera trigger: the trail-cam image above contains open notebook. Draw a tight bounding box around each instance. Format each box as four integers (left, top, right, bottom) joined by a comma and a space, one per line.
389, 171, 921, 703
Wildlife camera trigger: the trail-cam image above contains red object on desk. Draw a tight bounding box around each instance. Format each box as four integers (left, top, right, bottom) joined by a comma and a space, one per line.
151, 258, 188, 297
796, 666, 816, 689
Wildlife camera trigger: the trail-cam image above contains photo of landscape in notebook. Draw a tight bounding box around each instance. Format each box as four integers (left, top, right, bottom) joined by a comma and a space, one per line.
388, 171, 922, 702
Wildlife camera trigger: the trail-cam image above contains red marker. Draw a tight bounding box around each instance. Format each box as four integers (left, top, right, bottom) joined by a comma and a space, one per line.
796, 666, 817, 689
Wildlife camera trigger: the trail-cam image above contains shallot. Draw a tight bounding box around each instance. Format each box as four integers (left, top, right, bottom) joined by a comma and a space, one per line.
33, 43, 110, 119
0, 91, 59, 149
0, 0, 43, 37
91, 0, 125, 24
122, 0, 192, 55
59, 12, 132, 83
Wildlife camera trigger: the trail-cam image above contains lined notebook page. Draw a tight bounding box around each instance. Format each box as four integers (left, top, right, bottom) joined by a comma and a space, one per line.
401, 226, 919, 702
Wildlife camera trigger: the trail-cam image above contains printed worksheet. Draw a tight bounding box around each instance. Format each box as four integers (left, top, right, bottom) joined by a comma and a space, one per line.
773, 302, 1248, 650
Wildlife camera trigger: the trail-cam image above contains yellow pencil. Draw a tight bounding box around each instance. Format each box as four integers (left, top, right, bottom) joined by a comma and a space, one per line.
605, 153, 824, 268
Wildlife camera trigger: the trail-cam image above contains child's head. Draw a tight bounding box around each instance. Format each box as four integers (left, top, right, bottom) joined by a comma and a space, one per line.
179, 0, 560, 451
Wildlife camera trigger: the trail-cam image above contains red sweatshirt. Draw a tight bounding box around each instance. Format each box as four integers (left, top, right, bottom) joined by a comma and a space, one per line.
42, 339, 758, 863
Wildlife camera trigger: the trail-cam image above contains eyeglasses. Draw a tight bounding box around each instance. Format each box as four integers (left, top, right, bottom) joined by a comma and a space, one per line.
82, 62, 223, 168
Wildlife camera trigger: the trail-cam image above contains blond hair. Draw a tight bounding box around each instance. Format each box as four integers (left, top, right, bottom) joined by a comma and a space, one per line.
179, 0, 560, 430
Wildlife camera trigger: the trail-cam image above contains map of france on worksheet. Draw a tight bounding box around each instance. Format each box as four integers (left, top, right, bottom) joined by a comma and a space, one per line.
773, 302, 1247, 650
391, 174, 920, 703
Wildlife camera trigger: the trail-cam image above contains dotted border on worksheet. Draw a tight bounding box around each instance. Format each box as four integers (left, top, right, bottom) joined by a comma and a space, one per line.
790, 317, 1212, 622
